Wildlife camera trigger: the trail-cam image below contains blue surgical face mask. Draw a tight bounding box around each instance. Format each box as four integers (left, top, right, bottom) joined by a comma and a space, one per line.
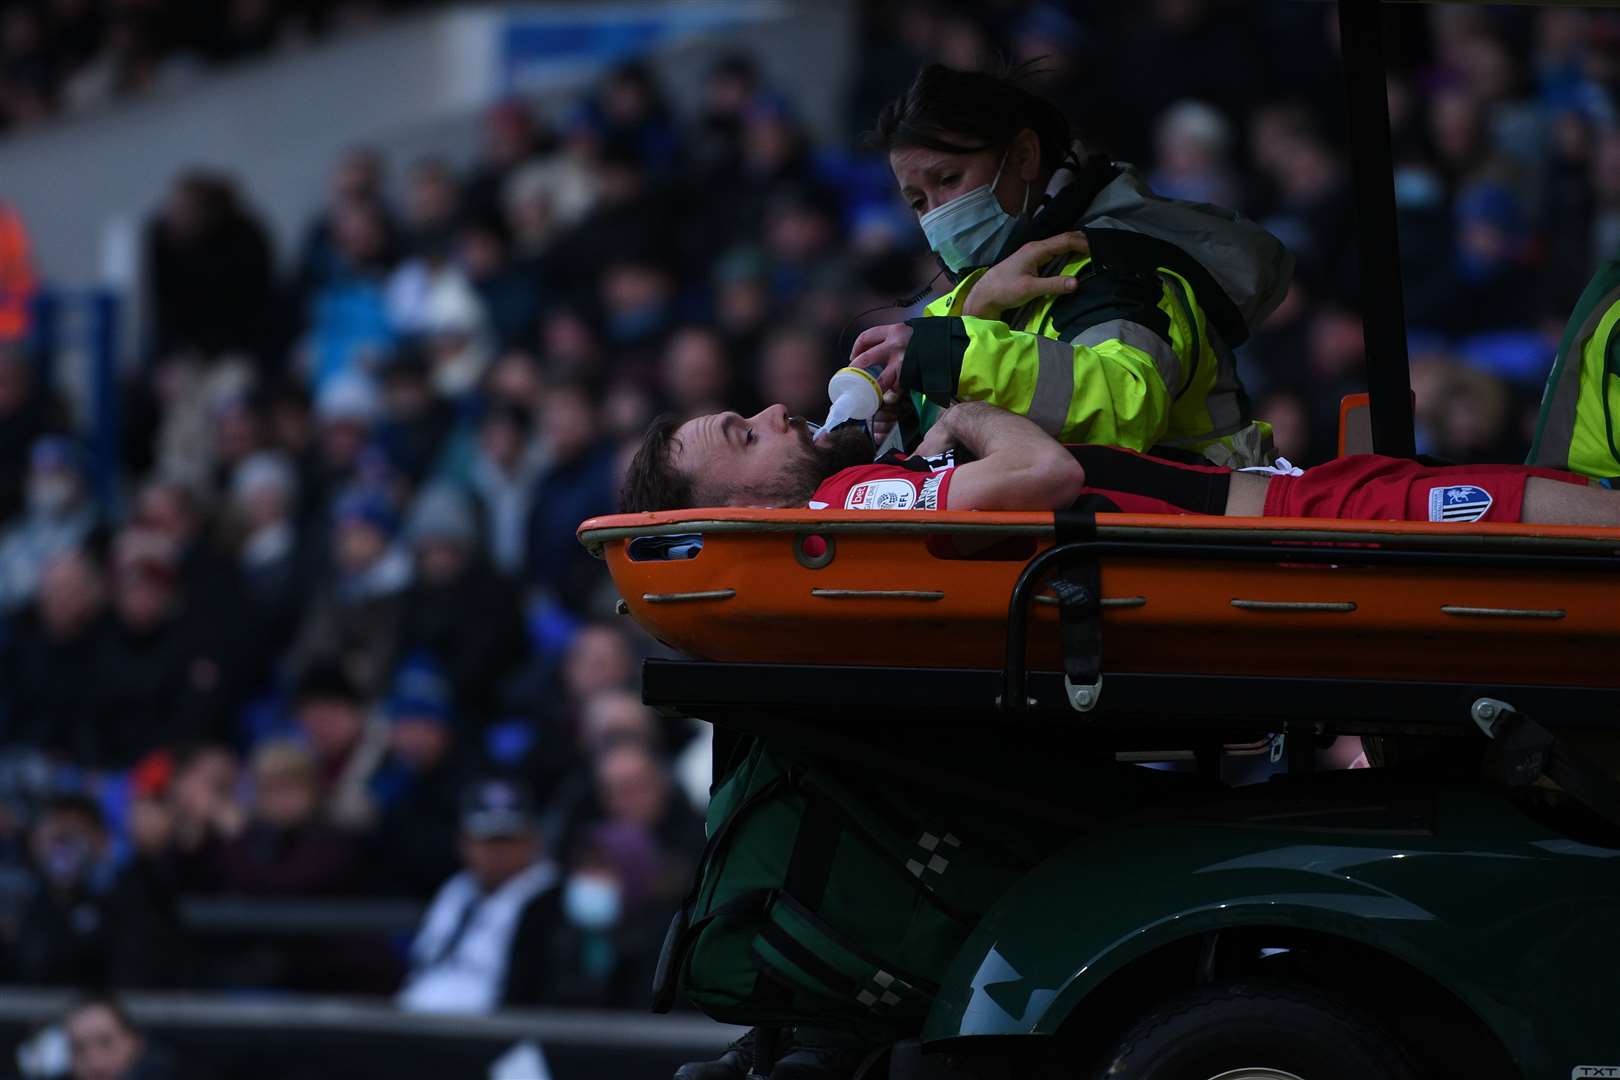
563, 874, 622, 931
918, 150, 1028, 274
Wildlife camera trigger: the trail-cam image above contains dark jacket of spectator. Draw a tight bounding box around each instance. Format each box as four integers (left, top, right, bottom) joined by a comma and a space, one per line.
398, 491, 528, 726
144, 172, 275, 366
525, 441, 616, 613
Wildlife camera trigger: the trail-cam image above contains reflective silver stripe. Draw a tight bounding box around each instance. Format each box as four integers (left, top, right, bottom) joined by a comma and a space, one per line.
1072, 319, 1183, 394
1027, 336, 1076, 434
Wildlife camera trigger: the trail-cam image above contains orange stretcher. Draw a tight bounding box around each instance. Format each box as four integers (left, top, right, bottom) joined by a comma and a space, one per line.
579, 510, 1620, 693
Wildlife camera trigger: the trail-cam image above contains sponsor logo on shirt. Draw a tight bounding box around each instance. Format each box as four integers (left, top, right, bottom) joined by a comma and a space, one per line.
918, 474, 944, 510
1428, 484, 1493, 523
845, 478, 917, 510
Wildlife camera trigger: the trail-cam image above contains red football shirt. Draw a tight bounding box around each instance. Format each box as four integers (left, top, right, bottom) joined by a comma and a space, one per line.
808, 451, 1202, 515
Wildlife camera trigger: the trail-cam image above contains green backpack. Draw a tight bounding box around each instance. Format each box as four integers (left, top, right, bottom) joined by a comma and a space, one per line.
1529, 257, 1620, 481
651, 738, 1069, 1042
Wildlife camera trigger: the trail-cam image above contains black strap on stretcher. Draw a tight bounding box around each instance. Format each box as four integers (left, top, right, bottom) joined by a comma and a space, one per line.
1004, 512, 1103, 713
1472, 698, 1620, 829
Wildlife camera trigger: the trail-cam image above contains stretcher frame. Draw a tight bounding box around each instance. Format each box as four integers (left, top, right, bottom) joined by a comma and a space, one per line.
581, 511, 1620, 746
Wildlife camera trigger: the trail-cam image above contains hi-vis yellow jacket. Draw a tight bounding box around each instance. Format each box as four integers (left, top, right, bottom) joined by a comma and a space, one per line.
1529, 257, 1620, 481
899, 161, 1292, 468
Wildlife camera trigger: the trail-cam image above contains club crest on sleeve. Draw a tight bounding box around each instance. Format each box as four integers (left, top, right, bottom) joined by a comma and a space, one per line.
845, 478, 917, 510
1427, 484, 1493, 523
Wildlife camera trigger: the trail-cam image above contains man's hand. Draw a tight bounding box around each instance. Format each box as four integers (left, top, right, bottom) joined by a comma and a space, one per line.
919, 402, 1085, 511
913, 407, 961, 458
961, 232, 1090, 320
848, 322, 913, 392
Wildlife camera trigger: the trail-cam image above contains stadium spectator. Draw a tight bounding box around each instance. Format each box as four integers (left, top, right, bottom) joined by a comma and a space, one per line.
288, 664, 388, 832
662, 326, 734, 420
464, 99, 557, 227
1151, 99, 1242, 207
367, 655, 466, 898
225, 451, 311, 658
304, 195, 398, 393
395, 485, 527, 724
757, 325, 834, 425
545, 821, 678, 1009
373, 347, 456, 486
63, 994, 182, 1080
398, 778, 561, 1013
98, 530, 229, 766
13, 795, 181, 990
463, 401, 543, 577
179, 739, 361, 898
287, 486, 410, 695
298, 145, 393, 296
525, 381, 616, 613
1, 548, 113, 759
143, 171, 275, 368
593, 742, 704, 866
0, 437, 97, 613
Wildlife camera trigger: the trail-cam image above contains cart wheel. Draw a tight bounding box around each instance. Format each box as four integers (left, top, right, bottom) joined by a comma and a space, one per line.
1094, 980, 1417, 1080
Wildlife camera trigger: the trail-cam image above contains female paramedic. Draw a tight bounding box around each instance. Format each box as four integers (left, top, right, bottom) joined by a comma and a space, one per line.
852, 64, 1293, 468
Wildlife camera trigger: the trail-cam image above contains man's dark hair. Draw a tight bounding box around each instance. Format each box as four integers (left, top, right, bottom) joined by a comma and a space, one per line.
865, 63, 1073, 176
620, 413, 697, 513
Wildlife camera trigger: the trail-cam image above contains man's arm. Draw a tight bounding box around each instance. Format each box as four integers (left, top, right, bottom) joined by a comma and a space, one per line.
916, 402, 1086, 511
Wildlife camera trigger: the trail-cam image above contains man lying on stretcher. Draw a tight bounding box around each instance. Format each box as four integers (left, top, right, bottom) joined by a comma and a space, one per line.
620, 399, 1620, 527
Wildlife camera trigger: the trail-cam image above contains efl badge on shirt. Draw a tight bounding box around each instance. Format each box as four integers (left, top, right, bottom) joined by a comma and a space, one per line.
1428, 484, 1493, 523
845, 478, 916, 510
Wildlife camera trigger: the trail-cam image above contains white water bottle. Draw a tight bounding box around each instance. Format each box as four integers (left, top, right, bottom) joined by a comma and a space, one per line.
817, 364, 884, 442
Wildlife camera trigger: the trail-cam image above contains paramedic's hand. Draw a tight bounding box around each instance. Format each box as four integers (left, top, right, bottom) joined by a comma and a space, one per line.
961, 231, 1090, 320
849, 322, 913, 392
870, 389, 902, 447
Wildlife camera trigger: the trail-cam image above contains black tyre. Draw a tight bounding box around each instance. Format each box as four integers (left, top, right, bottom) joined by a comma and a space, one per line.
1095, 980, 1418, 1080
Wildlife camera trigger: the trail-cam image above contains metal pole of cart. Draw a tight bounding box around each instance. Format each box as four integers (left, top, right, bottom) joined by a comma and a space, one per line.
1337, 0, 1417, 458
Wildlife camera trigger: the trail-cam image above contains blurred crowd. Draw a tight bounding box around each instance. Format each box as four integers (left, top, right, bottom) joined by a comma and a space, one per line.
0, 0, 440, 135
0, 0, 1618, 1015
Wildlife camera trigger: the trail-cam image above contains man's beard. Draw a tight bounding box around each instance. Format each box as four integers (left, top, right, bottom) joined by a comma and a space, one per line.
750, 423, 876, 507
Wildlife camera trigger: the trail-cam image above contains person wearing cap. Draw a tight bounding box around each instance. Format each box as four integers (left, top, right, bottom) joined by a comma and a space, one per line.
286, 485, 411, 696
397, 486, 526, 725
0, 437, 97, 612
369, 652, 466, 898
397, 777, 562, 1013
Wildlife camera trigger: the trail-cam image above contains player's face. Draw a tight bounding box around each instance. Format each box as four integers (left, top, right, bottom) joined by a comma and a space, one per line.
675, 405, 814, 501
675, 405, 878, 507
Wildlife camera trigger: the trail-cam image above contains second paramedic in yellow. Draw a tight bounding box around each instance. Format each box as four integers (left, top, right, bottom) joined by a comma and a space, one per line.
855, 64, 1294, 468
